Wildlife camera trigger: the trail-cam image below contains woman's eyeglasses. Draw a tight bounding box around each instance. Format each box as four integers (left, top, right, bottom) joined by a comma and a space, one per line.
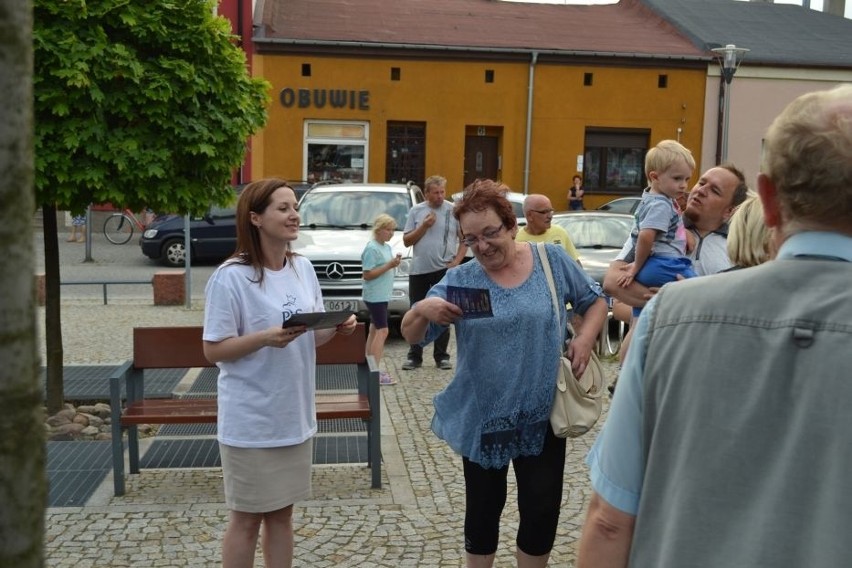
462, 225, 505, 247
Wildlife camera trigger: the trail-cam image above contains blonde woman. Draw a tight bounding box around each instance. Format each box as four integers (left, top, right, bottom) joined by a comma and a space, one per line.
725, 195, 775, 270
362, 213, 402, 384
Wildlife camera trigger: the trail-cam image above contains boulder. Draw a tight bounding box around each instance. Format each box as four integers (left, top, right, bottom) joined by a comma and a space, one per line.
72, 414, 90, 427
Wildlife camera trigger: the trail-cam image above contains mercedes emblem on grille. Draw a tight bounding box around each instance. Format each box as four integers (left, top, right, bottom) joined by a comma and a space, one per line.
325, 262, 345, 280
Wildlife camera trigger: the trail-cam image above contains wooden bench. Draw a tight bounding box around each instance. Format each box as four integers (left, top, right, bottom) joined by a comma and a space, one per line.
109, 323, 381, 496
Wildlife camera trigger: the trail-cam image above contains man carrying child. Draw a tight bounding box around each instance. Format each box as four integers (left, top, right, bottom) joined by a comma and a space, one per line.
616, 139, 696, 316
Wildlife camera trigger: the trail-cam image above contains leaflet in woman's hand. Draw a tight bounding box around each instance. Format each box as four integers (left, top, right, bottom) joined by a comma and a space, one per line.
282, 311, 353, 329
446, 286, 493, 319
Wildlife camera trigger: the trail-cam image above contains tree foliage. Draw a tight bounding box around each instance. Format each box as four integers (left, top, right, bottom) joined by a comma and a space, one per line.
33, 0, 270, 215
33, 0, 270, 413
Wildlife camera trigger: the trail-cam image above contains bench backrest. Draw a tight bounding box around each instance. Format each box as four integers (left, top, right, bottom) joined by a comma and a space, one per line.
133, 323, 366, 369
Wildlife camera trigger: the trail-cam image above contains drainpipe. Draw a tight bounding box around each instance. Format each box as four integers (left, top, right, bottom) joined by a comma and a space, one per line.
523, 51, 538, 195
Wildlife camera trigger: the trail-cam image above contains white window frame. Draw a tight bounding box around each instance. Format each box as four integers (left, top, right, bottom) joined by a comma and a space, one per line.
303, 120, 370, 183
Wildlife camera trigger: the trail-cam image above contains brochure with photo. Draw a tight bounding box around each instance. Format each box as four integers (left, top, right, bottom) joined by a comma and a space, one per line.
446, 286, 494, 319
282, 311, 353, 330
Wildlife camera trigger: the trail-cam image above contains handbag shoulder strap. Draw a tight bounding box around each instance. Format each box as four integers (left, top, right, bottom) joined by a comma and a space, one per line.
538, 242, 576, 341
538, 242, 570, 345
538, 242, 561, 318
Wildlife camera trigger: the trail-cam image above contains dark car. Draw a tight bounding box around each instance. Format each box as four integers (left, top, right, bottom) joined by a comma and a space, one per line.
140, 195, 239, 267
140, 180, 321, 267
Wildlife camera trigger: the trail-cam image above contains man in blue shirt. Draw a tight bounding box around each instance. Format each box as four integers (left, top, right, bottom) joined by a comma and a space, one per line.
578, 86, 852, 567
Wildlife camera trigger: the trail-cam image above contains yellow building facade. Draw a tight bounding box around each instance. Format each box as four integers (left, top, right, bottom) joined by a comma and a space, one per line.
252, 53, 707, 210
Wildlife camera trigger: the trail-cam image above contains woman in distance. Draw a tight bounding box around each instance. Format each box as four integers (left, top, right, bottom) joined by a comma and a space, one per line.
568, 175, 586, 210
402, 179, 607, 567
202, 178, 356, 568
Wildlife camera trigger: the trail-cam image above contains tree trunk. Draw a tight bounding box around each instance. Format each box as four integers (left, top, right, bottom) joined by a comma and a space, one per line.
42, 204, 65, 413
0, 1, 46, 565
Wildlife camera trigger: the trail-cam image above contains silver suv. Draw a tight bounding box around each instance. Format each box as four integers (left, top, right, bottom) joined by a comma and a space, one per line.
293, 182, 424, 321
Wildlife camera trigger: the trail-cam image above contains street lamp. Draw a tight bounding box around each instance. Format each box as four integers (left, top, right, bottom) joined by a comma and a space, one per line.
711, 44, 749, 163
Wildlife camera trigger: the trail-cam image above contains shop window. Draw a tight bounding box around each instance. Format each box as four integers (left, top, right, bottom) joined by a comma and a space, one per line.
386, 122, 425, 185
583, 129, 649, 193
391, 67, 401, 81
301, 63, 311, 77
304, 121, 369, 183
485, 69, 495, 83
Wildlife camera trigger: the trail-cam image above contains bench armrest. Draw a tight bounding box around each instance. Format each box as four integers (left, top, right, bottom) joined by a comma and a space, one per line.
364, 354, 381, 488
109, 360, 133, 496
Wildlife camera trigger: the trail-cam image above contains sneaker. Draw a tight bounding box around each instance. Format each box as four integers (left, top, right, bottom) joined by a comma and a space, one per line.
379, 371, 397, 385
401, 359, 422, 370
437, 359, 453, 370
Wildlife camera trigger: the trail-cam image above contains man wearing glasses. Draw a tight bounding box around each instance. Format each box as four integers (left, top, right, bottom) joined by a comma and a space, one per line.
516, 194, 582, 265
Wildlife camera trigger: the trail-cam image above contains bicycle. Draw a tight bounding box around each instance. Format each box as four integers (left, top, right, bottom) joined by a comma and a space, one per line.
103, 208, 150, 245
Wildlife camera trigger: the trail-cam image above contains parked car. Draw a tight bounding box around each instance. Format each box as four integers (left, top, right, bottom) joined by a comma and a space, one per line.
451, 190, 527, 227
596, 196, 641, 215
551, 211, 633, 285
552, 210, 633, 356
140, 189, 241, 267
293, 182, 424, 321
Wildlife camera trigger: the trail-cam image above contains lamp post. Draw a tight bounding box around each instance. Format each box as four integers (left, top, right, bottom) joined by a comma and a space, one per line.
711, 44, 749, 163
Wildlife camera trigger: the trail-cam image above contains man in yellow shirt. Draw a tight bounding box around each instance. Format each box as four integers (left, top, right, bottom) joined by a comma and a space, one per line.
516, 194, 582, 266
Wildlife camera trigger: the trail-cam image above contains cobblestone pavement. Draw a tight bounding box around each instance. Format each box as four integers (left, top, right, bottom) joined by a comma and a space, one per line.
40, 302, 617, 567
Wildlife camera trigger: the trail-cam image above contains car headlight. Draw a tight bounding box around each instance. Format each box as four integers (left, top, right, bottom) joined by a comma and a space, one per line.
143, 229, 158, 239
395, 257, 412, 278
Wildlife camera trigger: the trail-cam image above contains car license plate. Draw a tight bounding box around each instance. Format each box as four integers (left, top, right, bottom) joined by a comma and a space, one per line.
323, 299, 359, 312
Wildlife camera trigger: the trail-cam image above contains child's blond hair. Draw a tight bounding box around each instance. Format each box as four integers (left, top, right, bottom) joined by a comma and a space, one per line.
645, 140, 696, 183
372, 213, 397, 237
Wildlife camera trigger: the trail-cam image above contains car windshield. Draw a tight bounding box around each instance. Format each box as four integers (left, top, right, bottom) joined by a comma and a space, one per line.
554, 216, 632, 248
299, 191, 411, 229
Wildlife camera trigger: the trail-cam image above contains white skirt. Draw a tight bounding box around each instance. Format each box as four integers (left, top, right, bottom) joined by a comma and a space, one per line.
219, 439, 313, 513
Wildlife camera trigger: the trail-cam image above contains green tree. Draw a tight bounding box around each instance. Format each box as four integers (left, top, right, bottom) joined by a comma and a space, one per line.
34, 0, 269, 412
1, 1, 45, 565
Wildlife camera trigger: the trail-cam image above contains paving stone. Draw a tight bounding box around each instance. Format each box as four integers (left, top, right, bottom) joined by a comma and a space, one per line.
42, 302, 620, 567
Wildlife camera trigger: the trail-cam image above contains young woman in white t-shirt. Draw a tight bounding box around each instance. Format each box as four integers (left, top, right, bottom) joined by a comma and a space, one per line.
202, 178, 356, 568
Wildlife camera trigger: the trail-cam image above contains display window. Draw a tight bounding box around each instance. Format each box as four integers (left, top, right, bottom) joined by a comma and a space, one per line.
583, 129, 649, 193
304, 121, 369, 183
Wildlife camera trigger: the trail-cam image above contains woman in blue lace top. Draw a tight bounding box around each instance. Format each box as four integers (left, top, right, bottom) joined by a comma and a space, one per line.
401, 179, 607, 567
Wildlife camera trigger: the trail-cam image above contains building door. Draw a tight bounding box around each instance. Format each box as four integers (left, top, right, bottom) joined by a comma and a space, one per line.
386, 122, 425, 185
463, 136, 498, 188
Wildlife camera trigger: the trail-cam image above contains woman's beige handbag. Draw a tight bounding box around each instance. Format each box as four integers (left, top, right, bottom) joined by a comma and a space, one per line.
538, 243, 604, 438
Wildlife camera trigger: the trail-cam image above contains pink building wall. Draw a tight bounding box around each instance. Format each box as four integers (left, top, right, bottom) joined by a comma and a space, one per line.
700, 68, 852, 186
